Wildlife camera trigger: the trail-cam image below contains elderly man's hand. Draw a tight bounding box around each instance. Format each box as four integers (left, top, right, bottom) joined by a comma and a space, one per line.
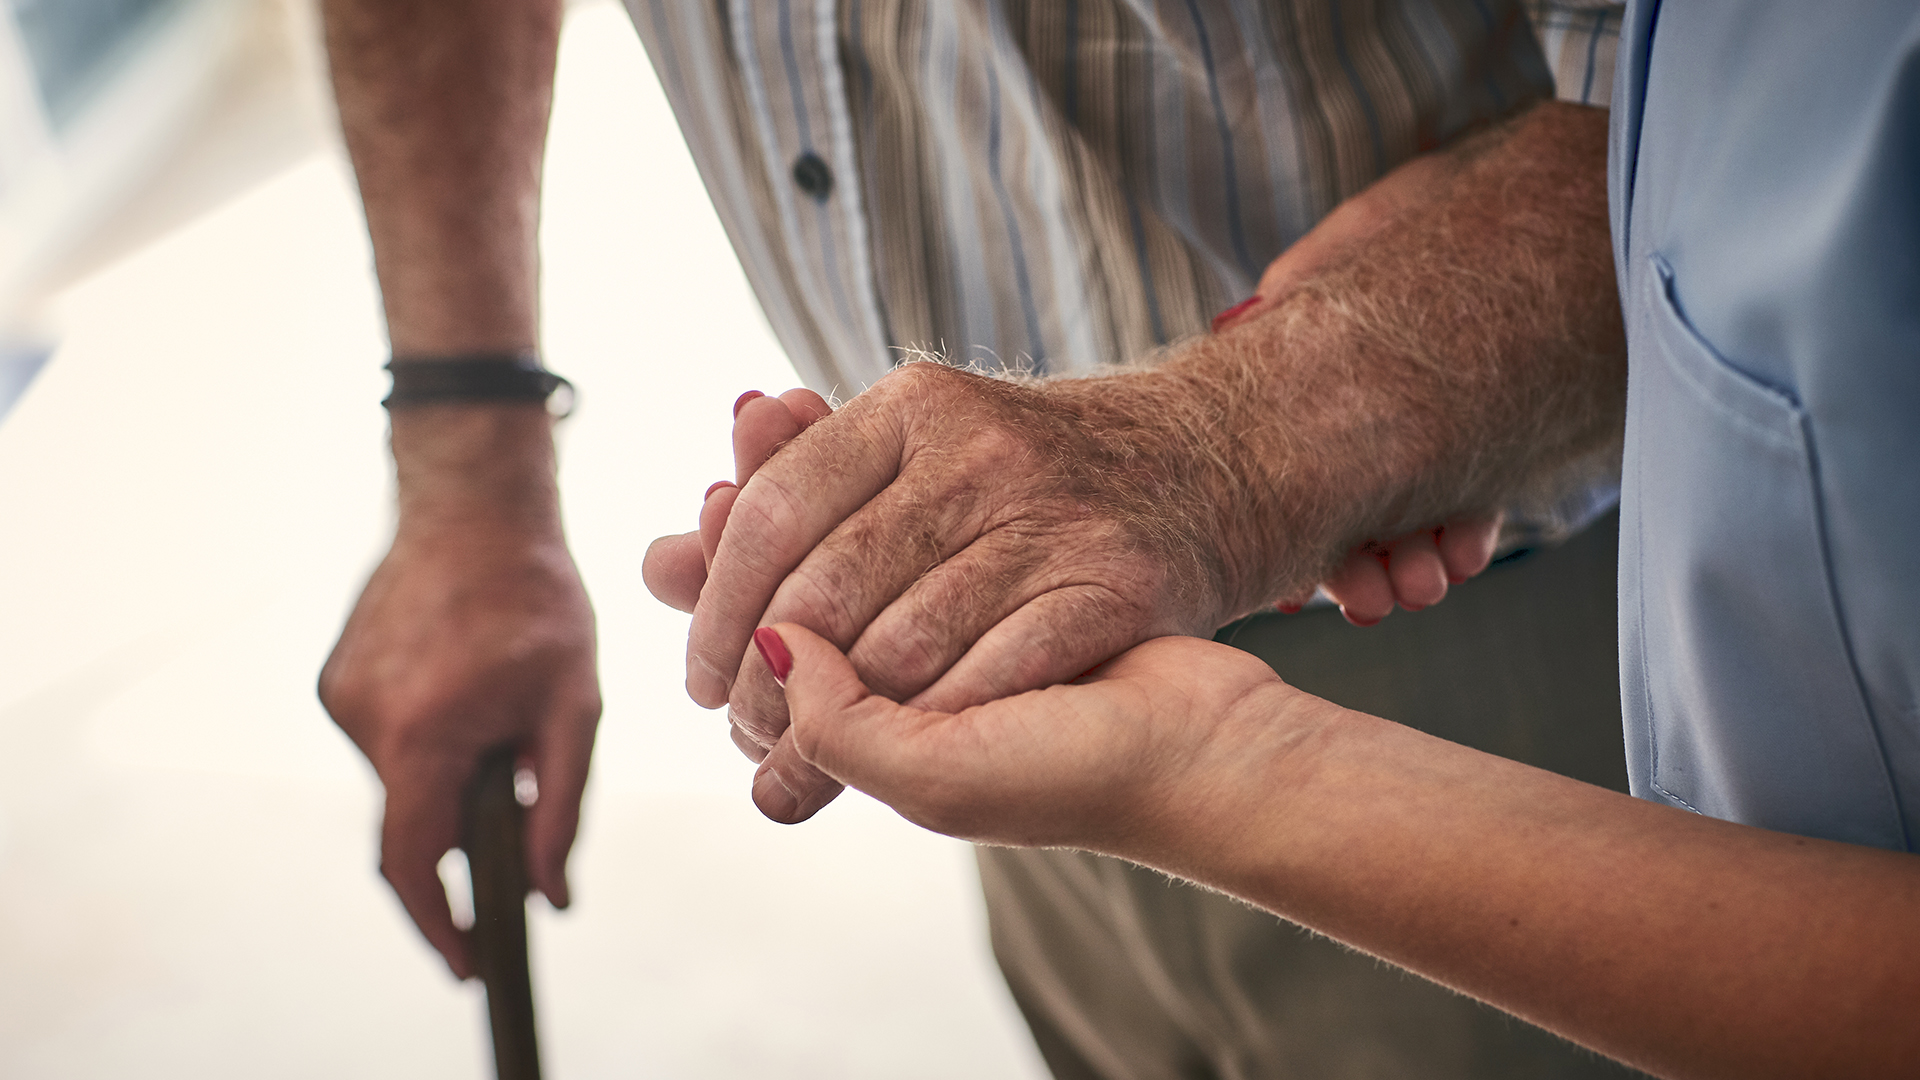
320, 408, 600, 979
643, 382, 1500, 821
658, 362, 1281, 823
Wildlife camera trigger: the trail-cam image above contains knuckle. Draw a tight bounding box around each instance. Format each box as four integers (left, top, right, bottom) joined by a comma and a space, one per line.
882, 357, 957, 394
875, 357, 994, 424
1022, 587, 1144, 687
719, 479, 808, 575
730, 722, 773, 762
732, 712, 780, 747
728, 683, 791, 744
315, 672, 349, 716
769, 558, 865, 643
959, 423, 1040, 481
787, 711, 826, 761
858, 621, 946, 698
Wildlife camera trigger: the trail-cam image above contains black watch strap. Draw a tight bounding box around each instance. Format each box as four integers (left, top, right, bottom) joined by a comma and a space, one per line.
383, 352, 575, 417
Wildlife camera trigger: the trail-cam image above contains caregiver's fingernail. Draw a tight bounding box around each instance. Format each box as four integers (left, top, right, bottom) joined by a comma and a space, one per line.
753, 767, 800, 821
733, 390, 765, 417
705, 480, 736, 500
1211, 296, 1260, 333
753, 626, 793, 686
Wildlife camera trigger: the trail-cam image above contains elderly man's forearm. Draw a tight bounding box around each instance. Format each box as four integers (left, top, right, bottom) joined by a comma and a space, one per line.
323, 0, 561, 357
1140, 102, 1625, 613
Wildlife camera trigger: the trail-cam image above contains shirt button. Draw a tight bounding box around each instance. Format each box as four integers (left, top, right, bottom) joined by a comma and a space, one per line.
792, 151, 834, 202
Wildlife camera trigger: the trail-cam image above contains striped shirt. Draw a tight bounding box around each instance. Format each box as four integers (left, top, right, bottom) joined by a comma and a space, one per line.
624, 0, 1622, 538
1523, 0, 1622, 107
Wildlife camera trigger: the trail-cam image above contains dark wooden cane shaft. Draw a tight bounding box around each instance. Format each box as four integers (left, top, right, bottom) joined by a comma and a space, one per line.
463, 746, 542, 1080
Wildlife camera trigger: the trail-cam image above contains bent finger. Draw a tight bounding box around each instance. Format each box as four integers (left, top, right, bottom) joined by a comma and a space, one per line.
779, 387, 833, 427
769, 623, 933, 797
525, 695, 600, 911
836, 528, 1052, 702
700, 482, 740, 571
379, 772, 473, 979
733, 393, 808, 487
696, 394, 831, 595
709, 450, 1002, 738
730, 722, 770, 763
1386, 532, 1449, 611
905, 582, 1160, 714
689, 395, 910, 708
644, 531, 706, 613
1323, 548, 1394, 627
1437, 513, 1502, 583
750, 730, 847, 824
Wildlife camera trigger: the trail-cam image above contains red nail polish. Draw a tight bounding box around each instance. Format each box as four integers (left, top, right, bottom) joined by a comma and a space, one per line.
1276, 601, 1302, 614
733, 390, 765, 417
753, 626, 793, 686
1211, 295, 1260, 333
704, 480, 736, 500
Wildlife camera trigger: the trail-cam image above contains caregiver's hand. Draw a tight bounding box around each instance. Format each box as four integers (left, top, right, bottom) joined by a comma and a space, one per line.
758, 622, 1333, 855
1315, 514, 1502, 626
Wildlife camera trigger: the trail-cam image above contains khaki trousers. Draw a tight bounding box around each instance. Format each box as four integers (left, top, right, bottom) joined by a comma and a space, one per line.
979, 514, 1649, 1080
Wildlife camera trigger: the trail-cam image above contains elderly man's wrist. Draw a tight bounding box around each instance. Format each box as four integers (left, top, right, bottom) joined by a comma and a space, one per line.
390, 402, 563, 533
1120, 341, 1353, 619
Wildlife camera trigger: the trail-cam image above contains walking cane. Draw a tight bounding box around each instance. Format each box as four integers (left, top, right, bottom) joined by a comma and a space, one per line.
462, 746, 543, 1080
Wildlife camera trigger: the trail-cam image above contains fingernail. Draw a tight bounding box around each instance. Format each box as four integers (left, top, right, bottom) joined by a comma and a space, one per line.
704, 480, 736, 500
1276, 601, 1302, 614
753, 767, 800, 821
733, 390, 765, 417
1211, 295, 1260, 333
753, 626, 793, 686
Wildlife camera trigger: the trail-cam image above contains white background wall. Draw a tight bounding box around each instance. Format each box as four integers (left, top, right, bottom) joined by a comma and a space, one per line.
0, 3, 1049, 1076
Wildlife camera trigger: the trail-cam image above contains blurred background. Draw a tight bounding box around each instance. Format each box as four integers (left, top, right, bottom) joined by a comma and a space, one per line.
0, 0, 1047, 1075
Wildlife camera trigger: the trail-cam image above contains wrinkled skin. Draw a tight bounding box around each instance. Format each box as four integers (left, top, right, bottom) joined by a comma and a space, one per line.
644, 381, 1496, 824
321, 495, 600, 979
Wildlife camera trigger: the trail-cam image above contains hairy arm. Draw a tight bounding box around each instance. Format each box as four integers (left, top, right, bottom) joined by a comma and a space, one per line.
1147, 99, 1623, 612
325, 0, 554, 354
317, 0, 599, 979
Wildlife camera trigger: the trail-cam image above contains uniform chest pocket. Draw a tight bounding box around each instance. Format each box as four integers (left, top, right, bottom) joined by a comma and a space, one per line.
1619, 256, 1902, 846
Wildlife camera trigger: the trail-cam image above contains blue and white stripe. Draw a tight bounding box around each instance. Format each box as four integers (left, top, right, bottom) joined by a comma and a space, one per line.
626, 0, 1621, 393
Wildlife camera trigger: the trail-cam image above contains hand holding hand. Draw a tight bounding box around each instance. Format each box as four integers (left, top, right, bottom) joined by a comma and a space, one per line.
645, 376, 1504, 825
653, 363, 1275, 824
